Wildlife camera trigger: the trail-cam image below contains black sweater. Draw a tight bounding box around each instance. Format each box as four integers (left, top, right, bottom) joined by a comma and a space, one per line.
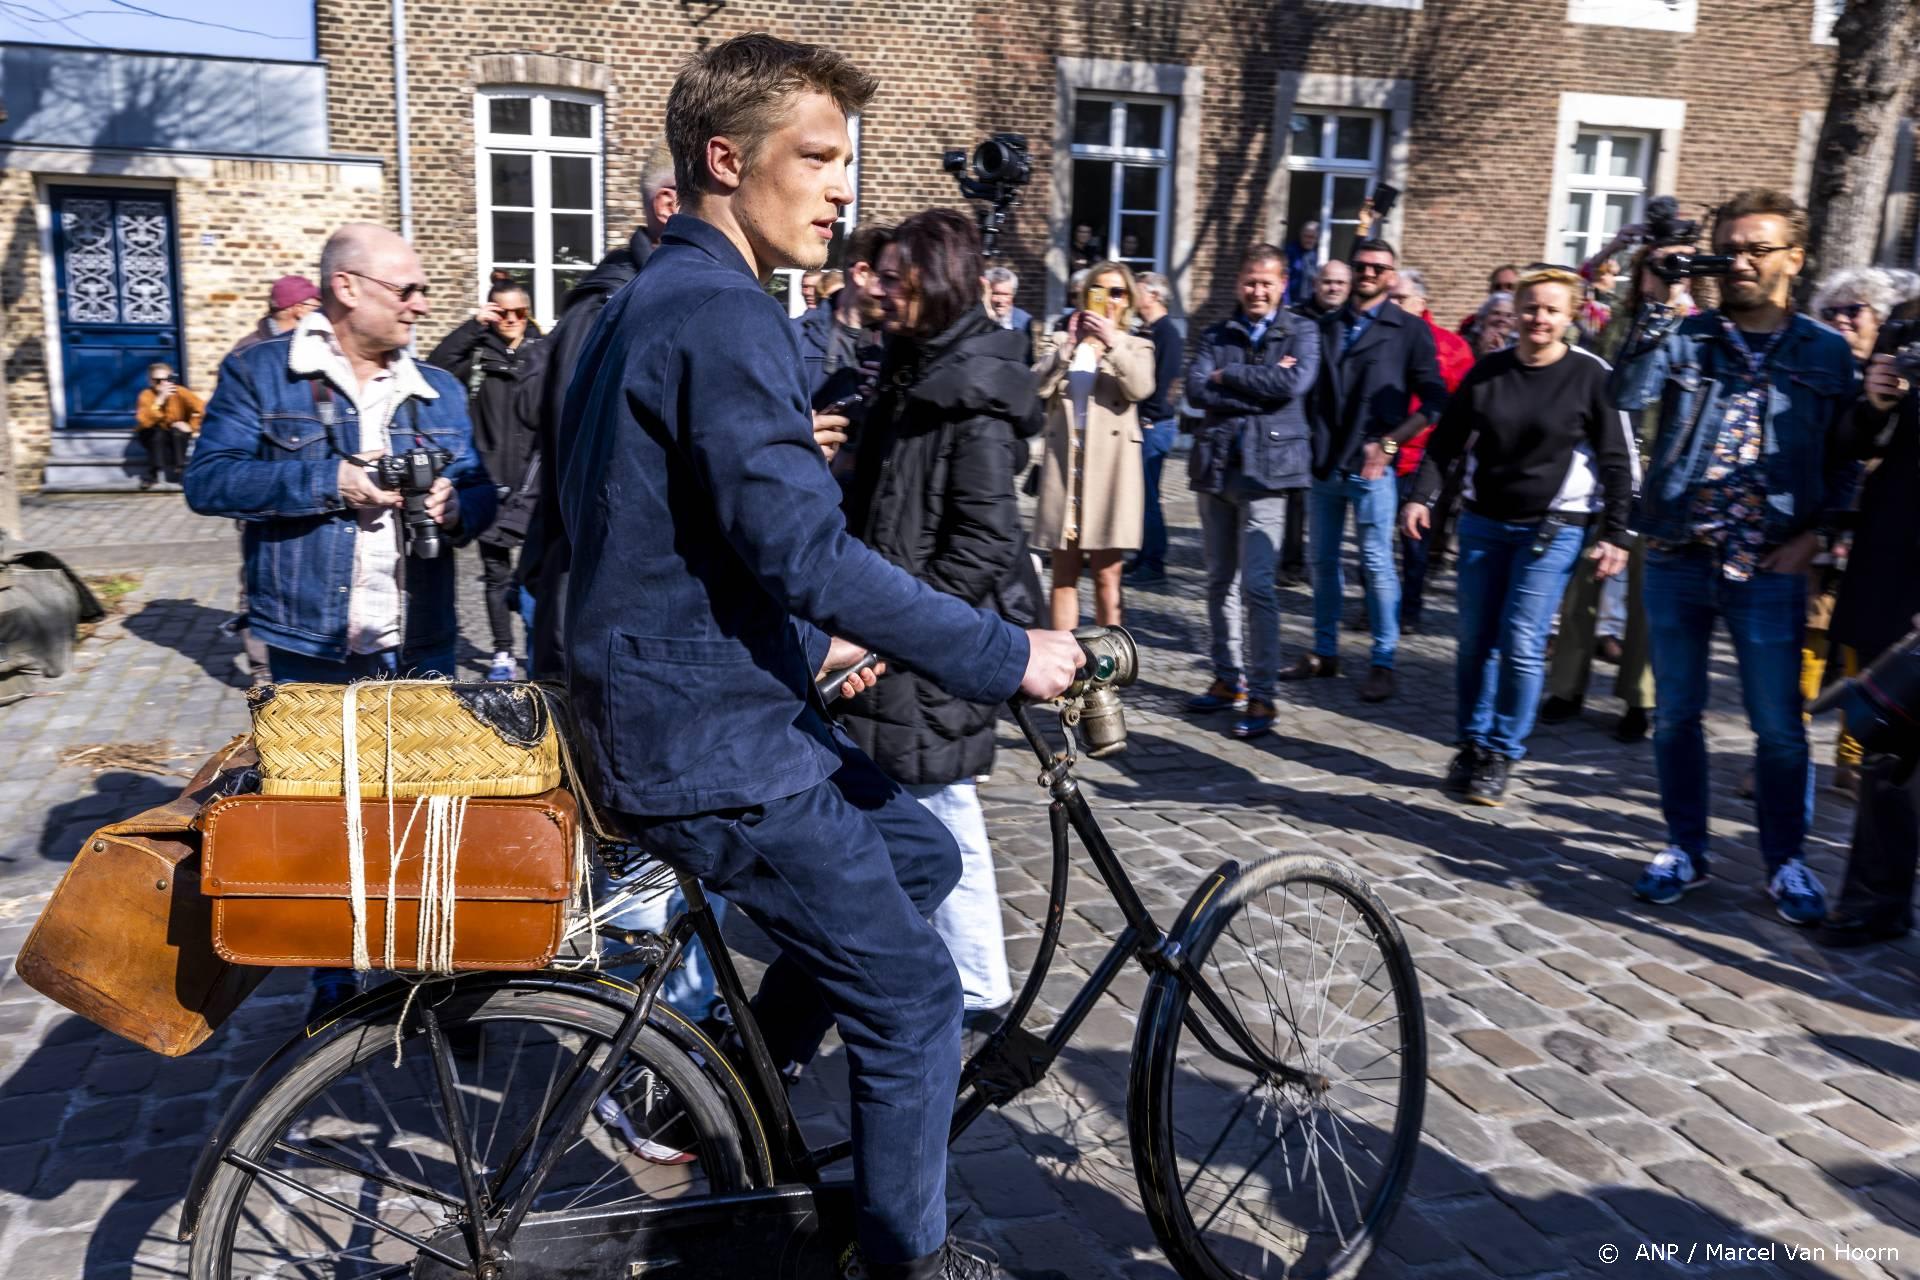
1411, 345, 1633, 542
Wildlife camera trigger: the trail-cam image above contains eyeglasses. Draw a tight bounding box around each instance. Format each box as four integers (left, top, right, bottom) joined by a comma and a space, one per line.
344, 271, 430, 302
1101, 286, 1129, 301
1719, 244, 1789, 266
498, 307, 531, 320
1352, 261, 1393, 277
1820, 302, 1868, 322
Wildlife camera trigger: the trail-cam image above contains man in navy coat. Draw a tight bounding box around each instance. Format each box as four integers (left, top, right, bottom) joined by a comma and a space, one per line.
558, 34, 1081, 1280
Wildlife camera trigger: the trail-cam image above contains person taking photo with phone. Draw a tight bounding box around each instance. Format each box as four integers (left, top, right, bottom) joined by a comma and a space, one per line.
133, 361, 205, 489
1033, 261, 1156, 629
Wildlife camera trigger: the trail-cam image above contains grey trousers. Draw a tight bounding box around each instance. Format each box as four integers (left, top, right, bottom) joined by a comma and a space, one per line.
1200, 477, 1291, 703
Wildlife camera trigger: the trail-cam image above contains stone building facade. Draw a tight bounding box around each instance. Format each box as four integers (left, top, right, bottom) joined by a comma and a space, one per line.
6, 2, 1912, 487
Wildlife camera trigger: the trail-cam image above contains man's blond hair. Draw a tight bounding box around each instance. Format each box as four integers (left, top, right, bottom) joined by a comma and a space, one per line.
666, 33, 876, 200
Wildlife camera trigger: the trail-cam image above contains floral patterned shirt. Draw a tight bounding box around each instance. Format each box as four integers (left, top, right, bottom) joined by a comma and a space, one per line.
1665, 321, 1789, 581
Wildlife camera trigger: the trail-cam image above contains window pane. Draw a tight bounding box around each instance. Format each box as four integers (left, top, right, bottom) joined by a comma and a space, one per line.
489, 265, 534, 292
550, 99, 593, 139
1571, 133, 1599, 176
1123, 102, 1165, 151
551, 213, 596, 266
489, 97, 532, 135
551, 155, 593, 210
1287, 171, 1326, 246
1608, 135, 1644, 179
1290, 113, 1325, 158
1563, 237, 1585, 264
1604, 194, 1638, 237
1334, 116, 1373, 161
1564, 192, 1592, 236
489, 153, 533, 207
1329, 176, 1369, 261
1118, 214, 1158, 264
492, 211, 534, 263
1069, 159, 1115, 262
1073, 99, 1113, 148
1121, 165, 1160, 211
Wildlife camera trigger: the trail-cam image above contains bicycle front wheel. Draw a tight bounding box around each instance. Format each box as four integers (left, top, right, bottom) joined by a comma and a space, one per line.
189, 979, 759, 1280
1131, 853, 1427, 1280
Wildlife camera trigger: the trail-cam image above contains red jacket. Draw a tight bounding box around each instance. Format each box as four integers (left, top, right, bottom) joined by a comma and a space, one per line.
1397, 315, 1474, 475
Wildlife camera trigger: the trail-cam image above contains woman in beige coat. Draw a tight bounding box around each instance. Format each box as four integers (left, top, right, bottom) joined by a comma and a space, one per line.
1033, 261, 1156, 629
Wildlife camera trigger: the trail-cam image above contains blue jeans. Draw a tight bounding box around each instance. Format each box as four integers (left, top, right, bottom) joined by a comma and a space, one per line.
630, 726, 962, 1266
1644, 547, 1812, 873
1309, 471, 1401, 668
1453, 512, 1586, 760
266, 645, 458, 682
593, 874, 731, 1021
1138, 418, 1176, 571
908, 781, 1011, 1011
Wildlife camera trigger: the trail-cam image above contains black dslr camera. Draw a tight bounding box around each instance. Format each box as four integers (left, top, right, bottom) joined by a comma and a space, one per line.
1642, 196, 1735, 283
373, 445, 454, 560
943, 132, 1031, 256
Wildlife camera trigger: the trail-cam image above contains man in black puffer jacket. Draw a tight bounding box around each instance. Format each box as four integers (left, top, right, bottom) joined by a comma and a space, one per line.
837, 209, 1042, 1019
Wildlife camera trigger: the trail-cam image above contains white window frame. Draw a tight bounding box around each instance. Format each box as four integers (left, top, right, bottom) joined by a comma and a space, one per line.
1543, 94, 1685, 266
772, 116, 860, 317
1267, 74, 1413, 254
1281, 109, 1384, 266
1067, 93, 1176, 275
1051, 58, 1205, 320
1566, 0, 1697, 34
1558, 128, 1656, 265
1812, 0, 1841, 44
473, 87, 605, 328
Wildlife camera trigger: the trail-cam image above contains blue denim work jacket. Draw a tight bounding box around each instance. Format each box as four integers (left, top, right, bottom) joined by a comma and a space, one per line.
183, 328, 497, 661
1609, 306, 1856, 547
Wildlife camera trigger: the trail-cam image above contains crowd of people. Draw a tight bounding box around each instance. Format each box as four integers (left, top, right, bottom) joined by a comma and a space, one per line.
122, 30, 1920, 1277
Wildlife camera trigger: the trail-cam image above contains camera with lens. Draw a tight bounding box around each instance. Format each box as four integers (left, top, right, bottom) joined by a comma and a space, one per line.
1640, 195, 1734, 283
943, 132, 1032, 255
1811, 627, 1920, 780
1893, 341, 1920, 381
372, 445, 454, 560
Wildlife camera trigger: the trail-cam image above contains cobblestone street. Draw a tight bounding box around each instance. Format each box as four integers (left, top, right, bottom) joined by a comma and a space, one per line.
3, 476, 1918, 1280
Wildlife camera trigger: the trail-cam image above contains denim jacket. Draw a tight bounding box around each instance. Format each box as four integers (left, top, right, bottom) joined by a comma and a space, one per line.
1610, 305, 1855, 548
183, 327, 497, 661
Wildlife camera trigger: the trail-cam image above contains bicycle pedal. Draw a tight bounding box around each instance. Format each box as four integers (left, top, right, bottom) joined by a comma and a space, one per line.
972, 1025, 1051, 1102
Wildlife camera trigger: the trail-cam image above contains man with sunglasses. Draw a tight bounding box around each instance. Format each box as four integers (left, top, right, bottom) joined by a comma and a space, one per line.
1294, 237, 1449, 702
1610, 189, 1856, 925
428, 280, 548, 680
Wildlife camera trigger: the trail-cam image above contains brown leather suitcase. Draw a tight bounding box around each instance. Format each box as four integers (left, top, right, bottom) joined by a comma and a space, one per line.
199, 788, 578, 972
14, 736, 271, 1056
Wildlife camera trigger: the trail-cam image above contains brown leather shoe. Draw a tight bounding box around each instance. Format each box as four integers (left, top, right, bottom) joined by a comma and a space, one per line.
1279, 654, 1339, 681
1359, 666, 1396, 702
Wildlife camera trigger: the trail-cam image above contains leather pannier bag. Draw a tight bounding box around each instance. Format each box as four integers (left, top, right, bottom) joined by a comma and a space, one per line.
199, 788, 579, 972
14, 736, 271, 1057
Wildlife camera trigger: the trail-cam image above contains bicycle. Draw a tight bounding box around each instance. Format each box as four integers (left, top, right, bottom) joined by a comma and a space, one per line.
177, 626, 1428, 1280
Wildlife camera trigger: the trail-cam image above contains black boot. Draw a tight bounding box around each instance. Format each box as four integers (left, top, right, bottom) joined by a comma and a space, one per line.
864, 1238, 1000, 1280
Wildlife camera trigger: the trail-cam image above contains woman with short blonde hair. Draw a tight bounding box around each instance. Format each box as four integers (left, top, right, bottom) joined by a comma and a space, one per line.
1033, 259, 1156, 628
1403, 267, 1636, 803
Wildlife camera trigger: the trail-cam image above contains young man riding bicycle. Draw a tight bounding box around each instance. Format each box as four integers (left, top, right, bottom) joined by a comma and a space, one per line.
555, 33, 1081, 1280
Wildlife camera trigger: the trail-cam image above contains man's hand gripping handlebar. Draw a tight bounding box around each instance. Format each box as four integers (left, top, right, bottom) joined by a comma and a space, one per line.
814, 628, 1106, 707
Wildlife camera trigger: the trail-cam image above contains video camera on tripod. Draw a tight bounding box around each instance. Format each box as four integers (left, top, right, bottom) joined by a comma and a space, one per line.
943, 132, 1031, 256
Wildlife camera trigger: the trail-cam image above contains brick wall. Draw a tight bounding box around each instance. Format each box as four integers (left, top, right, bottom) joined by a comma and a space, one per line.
317, 0, 1838, 348
0, 159, 382, 480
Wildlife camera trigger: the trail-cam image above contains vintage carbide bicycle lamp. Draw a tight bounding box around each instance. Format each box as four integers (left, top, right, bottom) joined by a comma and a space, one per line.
1062, 626, 1138, 758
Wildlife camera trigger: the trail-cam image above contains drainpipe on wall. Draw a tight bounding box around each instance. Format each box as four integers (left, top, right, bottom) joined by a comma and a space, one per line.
391, 0, 414, 243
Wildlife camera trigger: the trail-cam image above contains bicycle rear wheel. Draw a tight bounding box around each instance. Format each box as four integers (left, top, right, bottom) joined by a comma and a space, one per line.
1131, 854, 1426, 1280
189, 980, 759, 1279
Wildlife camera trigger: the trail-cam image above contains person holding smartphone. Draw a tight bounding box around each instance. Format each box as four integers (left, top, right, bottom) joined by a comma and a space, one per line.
1032, 261, 1155, 629
132, 361, 205, 489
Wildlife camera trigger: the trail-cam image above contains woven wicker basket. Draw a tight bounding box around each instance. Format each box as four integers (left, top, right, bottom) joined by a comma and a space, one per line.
248, 681, 562, 798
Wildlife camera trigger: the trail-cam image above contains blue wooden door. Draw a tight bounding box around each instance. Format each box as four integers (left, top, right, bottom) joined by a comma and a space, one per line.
50, 187, 184, 432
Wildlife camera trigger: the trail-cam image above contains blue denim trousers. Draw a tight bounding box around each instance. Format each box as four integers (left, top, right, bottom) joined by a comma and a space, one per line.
629, 725, 963, 1266
1138, 418, 1177, 571
1452, 512, 1586, 760
1309, 470, 1401, 667
266, 644, 457, 682
1644, 546, 1812, 873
